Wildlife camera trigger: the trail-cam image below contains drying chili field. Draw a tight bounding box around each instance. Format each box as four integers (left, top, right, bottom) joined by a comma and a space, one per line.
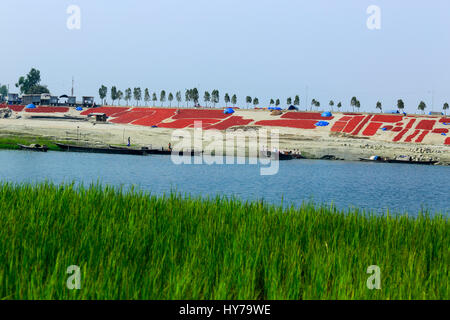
0, 183, 448, 300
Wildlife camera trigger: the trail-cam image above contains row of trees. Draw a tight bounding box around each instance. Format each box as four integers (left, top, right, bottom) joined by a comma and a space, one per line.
98, 85, 449, 114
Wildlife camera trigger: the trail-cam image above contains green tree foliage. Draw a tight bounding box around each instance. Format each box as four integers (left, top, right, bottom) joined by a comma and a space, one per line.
397, 99, 405, 111
185, 89, 191, 107
117, 90, 123, 106
294, 95, 300, 107
168, 92, 174, 107
355, 100, 360, 110
376, 101, 382, 112
125, 88, 132, 106
99, 85, 107, 104
329, 100, 334, 111
204, 91, 211, 107
133, 87, 142, 106
152, 93, 158, 106
110, 86, 118, 105
337, 102, 342, 110
253, 97, 259, 108
0, 84, 8, 98
246, 96, 252, 108
176, 91, 182, 107
191, 88, 199, 105
443, 102, 449, 115
144, 89, 150, 106
211, 90, 219, 107
270, 99, 275, 106
351, 97, 357, 112
160, 90, 166, 106
418, 101, 426, 113
287, 97, 292, 105
15, 68, 50, 94
224, 93, 230, 107
275, 99, 280, 107
231, 94, 237, 107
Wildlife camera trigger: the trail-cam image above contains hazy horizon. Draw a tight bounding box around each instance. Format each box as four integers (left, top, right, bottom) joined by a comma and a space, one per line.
1, 0, 450, 112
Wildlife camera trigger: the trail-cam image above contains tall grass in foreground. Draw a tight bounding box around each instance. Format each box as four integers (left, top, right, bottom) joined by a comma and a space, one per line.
0, 183, 447, 300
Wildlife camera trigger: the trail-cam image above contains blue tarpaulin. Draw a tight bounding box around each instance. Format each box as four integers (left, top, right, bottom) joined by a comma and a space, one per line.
382, 127, 388, 131
315, 121, 329, 127
76, 107, 83, 111
26, 104, 36, 109
321, 111, 332, 117
224, 108, 235, 114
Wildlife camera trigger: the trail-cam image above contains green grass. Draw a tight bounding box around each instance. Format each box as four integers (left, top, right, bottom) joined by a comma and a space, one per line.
0, 182, 448, 300
0, 136, 60, 151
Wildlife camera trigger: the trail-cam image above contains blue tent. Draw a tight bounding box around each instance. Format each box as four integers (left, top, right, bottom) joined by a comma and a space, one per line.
315, 121, 329, 127
224, 107, 235, 114
381, 127, 388, 131
26, 104, 36, 109
76, 106, 83, 111
321, 111, 332, 117
274, 107, 282, 110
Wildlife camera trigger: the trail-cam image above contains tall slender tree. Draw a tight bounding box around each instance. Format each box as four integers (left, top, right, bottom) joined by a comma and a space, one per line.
294, 95, 300, 108
224, 93, 230, 107
152, 93, 158, 107
133, 87, 142, 106
275, 99, 280, 107
99, 85, 107, 105
397, 99, 405, 112
355, 100, 361, 111
160, 90, 166, 106
287, 97, 292, 106
110, 86, 118, 105
269, 99, 275, 107
185, 89, 191, 107
144, 88, 150, 106
329, 100, 334, 111
168, 92, 174, 107
231, 94, 237, 107
211, 90, 219, 107
351, 96, 357, 112
337, 102, 342, 111
376, 101, 382, 112
176, 91, 182, 107
191, 88, 199, 106
253, 97, 259, 108
117, 90, 123, 106
311, 99, 316, 111
443, 102, 449, 115
418, 101, 427, 113
246, 96, 252, 108
125, 88, 132, 106
204, 91, 211, 107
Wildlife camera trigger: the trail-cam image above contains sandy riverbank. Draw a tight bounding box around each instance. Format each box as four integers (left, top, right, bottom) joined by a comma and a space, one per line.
1, 108, 449, 165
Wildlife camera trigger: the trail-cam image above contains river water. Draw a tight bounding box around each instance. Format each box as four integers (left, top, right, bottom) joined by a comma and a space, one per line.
0, 150, 448, 216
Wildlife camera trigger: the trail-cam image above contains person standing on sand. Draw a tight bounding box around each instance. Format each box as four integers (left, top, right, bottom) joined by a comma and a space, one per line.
127, 137, 131, 147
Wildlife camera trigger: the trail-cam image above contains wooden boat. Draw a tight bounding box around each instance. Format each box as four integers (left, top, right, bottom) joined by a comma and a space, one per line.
386, 159, 438, 165
360, 155, 437, 165
56, 143, 147, 156
17, 144, 49, 152
109, 145, 202, 156
260, 151, 293, 161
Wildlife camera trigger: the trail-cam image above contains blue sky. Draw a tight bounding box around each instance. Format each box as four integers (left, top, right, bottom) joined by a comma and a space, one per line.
1, 0, 450, 112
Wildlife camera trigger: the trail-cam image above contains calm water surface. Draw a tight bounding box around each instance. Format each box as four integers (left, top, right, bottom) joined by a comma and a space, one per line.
0, 150, 448, 216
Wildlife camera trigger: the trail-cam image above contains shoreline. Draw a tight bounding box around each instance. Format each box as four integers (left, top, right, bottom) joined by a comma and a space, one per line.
0, 108, 449, 165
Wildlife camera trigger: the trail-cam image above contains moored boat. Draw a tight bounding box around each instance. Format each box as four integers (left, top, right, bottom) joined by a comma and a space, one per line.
56, 143, 147, 155
17, 144, 49, 152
